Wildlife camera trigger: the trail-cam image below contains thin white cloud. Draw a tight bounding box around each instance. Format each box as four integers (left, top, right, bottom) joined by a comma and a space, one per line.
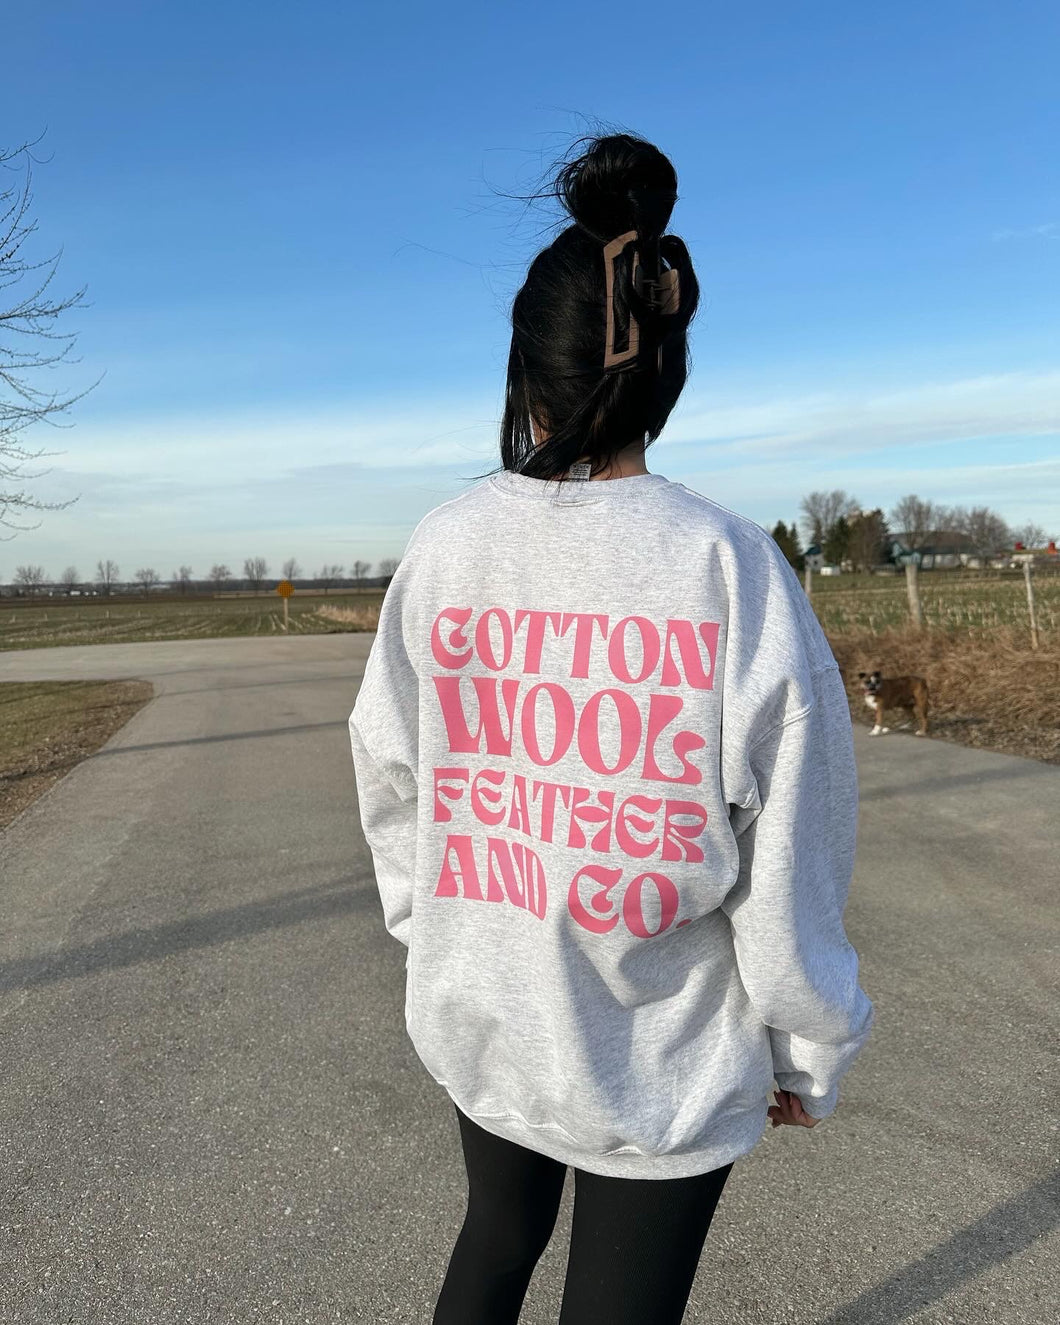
991, 222, 1060, 241
663, 370, 1060, 458
678, 455, 1060, 530
35, 368, 1060, 480
41, 402, 499, 480
18, 368, 1060, 567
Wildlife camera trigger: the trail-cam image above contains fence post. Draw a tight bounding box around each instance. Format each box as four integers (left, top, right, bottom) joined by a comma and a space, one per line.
1024, 559, 1040, 650
905, 560, 923, 627
804, 564, 813, 599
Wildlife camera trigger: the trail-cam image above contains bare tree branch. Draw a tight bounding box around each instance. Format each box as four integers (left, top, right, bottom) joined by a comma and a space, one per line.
318, 563, 344, 594
950, 505, 1011, 559
134, 567, 159, 598
888, 495, 938, 554
95, 557, 119, 595
376, 556, 400, 586
243, 556, 268, 592
1013, 522, 1048, 550
799, 490, 859, 546
1, 138, 101, 532
14, 562, 47, 593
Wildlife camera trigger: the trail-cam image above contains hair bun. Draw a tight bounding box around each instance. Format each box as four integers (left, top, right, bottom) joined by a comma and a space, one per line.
555, 133, 679, 242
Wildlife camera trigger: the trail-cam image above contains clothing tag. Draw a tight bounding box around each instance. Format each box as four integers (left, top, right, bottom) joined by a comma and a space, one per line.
568, 462, 592, 481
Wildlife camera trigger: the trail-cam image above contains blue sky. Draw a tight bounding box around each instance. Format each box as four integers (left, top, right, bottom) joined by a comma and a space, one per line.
2, 0, 1058, 581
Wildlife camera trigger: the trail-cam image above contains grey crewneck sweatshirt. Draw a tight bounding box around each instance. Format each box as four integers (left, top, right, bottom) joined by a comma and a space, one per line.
348, 467, 874, 1179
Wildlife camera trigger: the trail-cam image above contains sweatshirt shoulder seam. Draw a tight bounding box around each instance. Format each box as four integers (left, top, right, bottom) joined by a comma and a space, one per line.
404, 481, 491, 553
669, 483, 779, 541
748, 698, 817, 752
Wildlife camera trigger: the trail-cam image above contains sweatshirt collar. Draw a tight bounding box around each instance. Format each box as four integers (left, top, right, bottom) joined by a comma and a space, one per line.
489, 468, 672, 504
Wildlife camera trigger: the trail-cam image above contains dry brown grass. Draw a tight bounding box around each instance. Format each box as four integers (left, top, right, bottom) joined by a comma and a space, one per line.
0, 680, 155, 831
827, 626, 1060, 764
313, 604, 382, 629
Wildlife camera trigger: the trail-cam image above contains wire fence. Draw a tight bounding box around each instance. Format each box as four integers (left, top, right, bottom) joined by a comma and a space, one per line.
803, 561, 1059, 646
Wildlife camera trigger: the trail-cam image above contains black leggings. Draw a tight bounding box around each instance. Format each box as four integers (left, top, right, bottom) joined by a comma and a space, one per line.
432, 1103, 734, 1325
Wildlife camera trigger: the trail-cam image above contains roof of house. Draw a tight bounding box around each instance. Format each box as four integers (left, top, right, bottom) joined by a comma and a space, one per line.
891, 530, 976, 551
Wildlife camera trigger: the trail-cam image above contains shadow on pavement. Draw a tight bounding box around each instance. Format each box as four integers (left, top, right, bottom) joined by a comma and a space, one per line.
160, 673, 358, 697
87, 718, 349, 758
0, 878, 378, 994
820, 1168, 1059, 1324
858, 763, 1050, 802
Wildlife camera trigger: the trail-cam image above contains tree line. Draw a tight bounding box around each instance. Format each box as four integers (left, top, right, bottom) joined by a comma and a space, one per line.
770, 490, 1054, 573
8, 494, 1055, 598
3, 556, 403, 598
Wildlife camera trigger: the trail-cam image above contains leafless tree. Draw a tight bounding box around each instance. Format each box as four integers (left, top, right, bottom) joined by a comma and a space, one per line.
134, 567, 159, 597
14, 563, 46, 593
350, 559, 371, 589
59, 563, 79, 593
243, 555, 268, 592
950, 505, 1011, 561
209, 563, 232, 593
282, 556, 301, 582
318, 563, 344, 594
799, 490, 859, 546
1, 139, 100, 535
1013, 522, 1048, 550
377, 556, 400, 585
888, 495, 938, 556
173, 564, 193, 594
96, 557, 119, 595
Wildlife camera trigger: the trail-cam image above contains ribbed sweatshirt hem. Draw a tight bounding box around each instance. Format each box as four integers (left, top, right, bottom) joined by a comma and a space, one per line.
437, 1080, 767, 1180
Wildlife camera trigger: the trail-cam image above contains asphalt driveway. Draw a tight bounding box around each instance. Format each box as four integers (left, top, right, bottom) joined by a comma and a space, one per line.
1, 636, 1056, 1323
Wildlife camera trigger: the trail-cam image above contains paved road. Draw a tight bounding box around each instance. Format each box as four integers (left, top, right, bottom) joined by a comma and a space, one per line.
1, 636, 1056, 1324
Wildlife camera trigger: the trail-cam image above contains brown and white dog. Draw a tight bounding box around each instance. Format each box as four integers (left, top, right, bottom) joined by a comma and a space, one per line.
857, 671, 930, 737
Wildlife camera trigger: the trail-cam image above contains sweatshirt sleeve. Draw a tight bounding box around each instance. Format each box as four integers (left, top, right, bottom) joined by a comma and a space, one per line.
721, 662, 874, 1119
348, 719, 417, 948
348, 562, 421, 950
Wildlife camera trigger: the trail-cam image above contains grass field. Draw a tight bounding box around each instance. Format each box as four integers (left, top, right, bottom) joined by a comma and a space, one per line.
4, 570, 1056, 650
0, 590, 386, 651
807, 567, 1060, 636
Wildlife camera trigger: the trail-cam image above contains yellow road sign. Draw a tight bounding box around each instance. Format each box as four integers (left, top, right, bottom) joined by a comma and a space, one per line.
276, 580, 294, 598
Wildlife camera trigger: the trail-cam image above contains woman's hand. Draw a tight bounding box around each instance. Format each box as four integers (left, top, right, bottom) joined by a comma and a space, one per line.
768, 1089, 821, 1129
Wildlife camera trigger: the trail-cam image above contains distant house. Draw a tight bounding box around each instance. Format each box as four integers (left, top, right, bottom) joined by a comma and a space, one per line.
890, 530, 979, 569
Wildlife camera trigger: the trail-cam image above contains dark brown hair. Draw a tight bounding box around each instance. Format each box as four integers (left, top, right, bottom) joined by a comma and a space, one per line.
481, 132, 700, 482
